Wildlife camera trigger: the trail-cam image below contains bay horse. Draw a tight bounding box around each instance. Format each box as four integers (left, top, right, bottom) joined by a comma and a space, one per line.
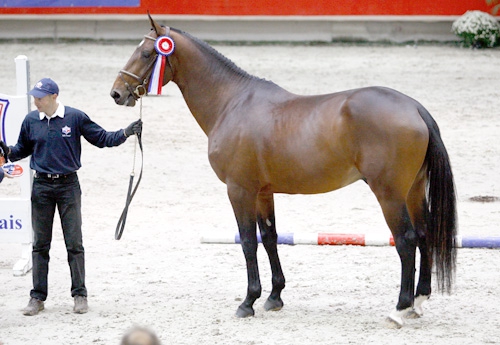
110, 14, 457, 328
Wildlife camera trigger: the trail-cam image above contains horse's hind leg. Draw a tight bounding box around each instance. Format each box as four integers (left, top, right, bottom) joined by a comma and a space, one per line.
227, 183, 261, 318
411, 232, 432, 318
405, 172, 432, 319
256, 192, 285, 312
373, 192, 418, 328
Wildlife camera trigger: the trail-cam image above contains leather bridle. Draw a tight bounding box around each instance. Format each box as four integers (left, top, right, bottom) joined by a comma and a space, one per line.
118, 27, 174, 100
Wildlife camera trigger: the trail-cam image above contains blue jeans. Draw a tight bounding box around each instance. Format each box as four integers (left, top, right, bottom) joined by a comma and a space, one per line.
30, 173, 86, 301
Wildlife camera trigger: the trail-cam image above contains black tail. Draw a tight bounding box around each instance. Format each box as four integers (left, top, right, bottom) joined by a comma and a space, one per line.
418, 106, 457, 293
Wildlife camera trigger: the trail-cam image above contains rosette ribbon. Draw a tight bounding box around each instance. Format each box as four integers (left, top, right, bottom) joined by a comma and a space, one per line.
148, 36, 175, 95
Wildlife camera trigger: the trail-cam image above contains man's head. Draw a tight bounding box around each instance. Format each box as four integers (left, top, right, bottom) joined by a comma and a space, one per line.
28, 78, 59, 98
28, 78, 59, 115
120, 327, 161, 345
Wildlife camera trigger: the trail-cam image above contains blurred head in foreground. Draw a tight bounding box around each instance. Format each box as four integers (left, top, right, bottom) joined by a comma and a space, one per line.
120, 326, 161, 345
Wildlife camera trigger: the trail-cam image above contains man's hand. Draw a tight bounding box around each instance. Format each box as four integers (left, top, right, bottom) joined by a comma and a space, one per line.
124, 119, 143, 137
0, 140, 9, 163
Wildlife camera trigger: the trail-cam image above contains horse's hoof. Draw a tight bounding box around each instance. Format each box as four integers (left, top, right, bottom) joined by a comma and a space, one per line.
386, 307, 410, 328
264, 298, 284, 311
235, 305, 255, 318
405, 309, 421, 319
385, 316, 404, 329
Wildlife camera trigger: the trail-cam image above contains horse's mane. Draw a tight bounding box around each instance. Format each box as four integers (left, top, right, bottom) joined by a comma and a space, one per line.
172, 28, 271, 84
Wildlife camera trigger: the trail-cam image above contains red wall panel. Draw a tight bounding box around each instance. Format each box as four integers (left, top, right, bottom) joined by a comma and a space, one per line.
0, 0, 492, 16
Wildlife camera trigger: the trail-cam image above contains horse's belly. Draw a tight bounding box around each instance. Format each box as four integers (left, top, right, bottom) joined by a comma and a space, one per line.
265, 162, 361, 195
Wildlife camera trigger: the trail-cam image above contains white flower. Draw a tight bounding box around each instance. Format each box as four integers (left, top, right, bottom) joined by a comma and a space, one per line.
452, 10, 500, 47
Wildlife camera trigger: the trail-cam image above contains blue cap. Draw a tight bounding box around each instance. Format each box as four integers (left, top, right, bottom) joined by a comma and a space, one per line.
28, 78, 59, 98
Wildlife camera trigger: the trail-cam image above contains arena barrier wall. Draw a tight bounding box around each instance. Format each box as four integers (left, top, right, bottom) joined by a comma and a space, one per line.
0, 0, 496, 42
0, 55, 33, 276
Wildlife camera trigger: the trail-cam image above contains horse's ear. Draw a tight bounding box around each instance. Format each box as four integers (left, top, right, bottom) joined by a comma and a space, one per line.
147, 11, 161, 36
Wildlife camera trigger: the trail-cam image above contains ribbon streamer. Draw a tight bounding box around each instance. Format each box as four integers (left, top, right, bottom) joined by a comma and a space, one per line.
147, 55, 166, 95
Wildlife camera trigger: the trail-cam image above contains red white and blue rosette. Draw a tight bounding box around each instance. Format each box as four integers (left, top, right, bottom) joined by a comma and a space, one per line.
155, 36, 175, 56
148, 36, 175, 95
0, 162, 23, 183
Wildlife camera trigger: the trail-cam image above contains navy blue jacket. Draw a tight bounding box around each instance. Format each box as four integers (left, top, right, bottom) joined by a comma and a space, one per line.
9, 105, 127, 174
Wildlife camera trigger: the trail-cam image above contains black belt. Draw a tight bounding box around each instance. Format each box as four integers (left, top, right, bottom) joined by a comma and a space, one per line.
34, 172, 76, 179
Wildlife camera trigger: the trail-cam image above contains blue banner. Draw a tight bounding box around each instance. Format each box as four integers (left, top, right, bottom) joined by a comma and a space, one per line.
2, 0, 139, 7
0, 99, 9, 143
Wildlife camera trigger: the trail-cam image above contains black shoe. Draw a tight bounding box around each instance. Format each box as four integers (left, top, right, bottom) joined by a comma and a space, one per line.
22, 297, 44, 316
73, 295, 88, 314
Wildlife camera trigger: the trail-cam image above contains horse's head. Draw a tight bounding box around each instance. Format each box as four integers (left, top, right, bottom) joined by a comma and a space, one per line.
110, 14, 174, 107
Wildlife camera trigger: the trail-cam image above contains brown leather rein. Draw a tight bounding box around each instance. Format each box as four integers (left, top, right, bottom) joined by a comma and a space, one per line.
115, 27, 174, 240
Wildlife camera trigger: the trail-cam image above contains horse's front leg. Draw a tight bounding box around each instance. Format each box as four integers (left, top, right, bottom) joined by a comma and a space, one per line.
256, 192, 285, 312
227, 183, 261, 318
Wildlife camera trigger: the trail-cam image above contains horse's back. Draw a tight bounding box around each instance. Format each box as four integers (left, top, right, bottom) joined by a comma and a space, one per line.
275, 86, 430, 190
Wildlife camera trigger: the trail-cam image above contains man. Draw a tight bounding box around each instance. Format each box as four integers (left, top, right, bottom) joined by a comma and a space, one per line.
0, 78, 142, 316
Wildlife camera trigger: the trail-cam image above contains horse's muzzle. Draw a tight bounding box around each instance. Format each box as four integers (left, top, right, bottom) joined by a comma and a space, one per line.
110, 89, 136, 107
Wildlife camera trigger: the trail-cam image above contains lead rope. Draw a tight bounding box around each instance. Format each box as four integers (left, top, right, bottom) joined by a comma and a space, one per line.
115, 97, 144, 240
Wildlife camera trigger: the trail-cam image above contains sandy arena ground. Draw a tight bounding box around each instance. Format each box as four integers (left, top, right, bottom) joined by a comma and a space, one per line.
0, 35, 499, 344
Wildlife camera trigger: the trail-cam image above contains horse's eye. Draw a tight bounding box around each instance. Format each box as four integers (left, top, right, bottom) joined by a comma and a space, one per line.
142, 51, 152, 59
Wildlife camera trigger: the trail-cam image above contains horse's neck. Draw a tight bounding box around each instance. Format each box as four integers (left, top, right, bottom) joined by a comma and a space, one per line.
176, 76, 255, 135
171, 36, 261, 136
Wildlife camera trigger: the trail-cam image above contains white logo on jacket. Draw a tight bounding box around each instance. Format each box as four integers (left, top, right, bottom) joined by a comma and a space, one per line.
61, 126, 71, 137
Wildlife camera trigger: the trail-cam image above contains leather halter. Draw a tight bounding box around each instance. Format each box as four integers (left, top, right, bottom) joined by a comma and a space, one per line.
119, 26, 173, 99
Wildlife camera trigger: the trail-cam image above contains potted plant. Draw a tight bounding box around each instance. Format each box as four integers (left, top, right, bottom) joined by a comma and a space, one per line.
452, 10, 500, 48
